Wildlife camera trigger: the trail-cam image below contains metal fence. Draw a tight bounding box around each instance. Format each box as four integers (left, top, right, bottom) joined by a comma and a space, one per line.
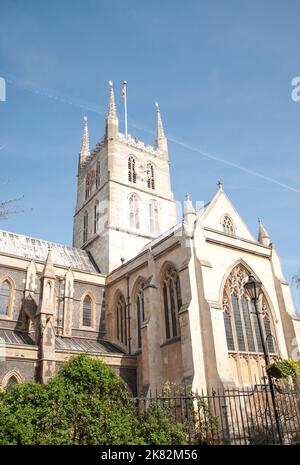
133, 383, 300, 445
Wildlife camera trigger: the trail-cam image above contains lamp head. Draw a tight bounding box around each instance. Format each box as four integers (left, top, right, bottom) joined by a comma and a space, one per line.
244, 274, 262, 300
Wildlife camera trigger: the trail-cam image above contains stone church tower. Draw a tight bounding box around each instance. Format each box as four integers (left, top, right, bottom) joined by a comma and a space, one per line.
73, 83, 177, 273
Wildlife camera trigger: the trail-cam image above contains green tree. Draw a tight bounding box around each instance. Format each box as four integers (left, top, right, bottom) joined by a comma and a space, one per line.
0, 355, 186, 445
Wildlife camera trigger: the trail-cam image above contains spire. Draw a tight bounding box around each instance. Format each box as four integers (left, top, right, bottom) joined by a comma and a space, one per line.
106, 80, 119, 138
183, 192, 197, 238
107, 80, 117, 118
184, 192, 196, 215
155, 102, 168, 154
41, 245, 55, 279
258, 218, 271, 246
79, 115, 90, 165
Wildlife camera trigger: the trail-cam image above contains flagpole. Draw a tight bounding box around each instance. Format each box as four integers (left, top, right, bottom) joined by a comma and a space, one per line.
123, 80, 128, 138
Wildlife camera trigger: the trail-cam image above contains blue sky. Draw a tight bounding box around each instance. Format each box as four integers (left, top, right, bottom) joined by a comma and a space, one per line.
0, 0, 300, 309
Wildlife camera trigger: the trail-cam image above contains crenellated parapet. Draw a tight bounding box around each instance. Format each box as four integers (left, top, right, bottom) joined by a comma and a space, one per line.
79, 131, 165, 174
117, 132, 163, 157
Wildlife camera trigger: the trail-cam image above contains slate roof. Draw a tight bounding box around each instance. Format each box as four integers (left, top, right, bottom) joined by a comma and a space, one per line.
0, 229, 97, 272
0, 330, 123, 355
0, 329, 36, 346
55, 337, 124, 354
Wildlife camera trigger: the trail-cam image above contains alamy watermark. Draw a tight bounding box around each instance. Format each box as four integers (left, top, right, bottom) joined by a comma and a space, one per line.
0, 77, 6, 102
291, 77, 300, 102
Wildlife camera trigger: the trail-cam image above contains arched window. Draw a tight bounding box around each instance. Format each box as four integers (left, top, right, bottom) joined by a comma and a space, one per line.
0, 280, 11, 316
85, 170, 95, 200
147, 163, 155, 189
222, 215, 235, 236
149, 200, 159, 234
129, 194, 140, 230
162, 266, 182, 340
128, 156, 136, 183
83, 211, 88, 243
82, 295, 92, 327
136, 282, 145, 349
94, 201, 100, 234
116, 294, 127, 346
222, 265, 276, 355
96, 161, 100, 189
6, 376, 18, 393
85, 177, 90, 200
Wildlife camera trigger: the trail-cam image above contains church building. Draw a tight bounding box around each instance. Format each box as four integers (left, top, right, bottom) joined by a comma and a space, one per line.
0, 83, 299, 395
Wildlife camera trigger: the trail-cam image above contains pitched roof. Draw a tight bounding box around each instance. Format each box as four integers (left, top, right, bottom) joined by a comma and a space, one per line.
0, 229, 97, 272
201, 187, 256, 241
0, 330, 124, 355
0, 329, 36, 346
55, 337, 124, 354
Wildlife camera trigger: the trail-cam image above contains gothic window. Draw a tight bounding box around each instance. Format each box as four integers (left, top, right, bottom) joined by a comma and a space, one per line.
83, 211, 88, 243
94, 201, 100, 234
222, 215, 235, 236
116, 294, 127, 346
162, 266, 182, 340
149, 200, 159, 234
147, 163, 155, 189
82, 295, 92, 327
6, 376, 18, 393
96, 161, 100, 189
222, 265, 276, 355
85, 171, 95, 200
85, 177, 90, 200
129, 193, 140, 230
0, 280, 11, 316
128, 156, 136, 183
136, 282, 145, 349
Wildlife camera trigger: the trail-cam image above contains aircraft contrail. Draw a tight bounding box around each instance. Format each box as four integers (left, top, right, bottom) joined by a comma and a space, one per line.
167, 137, 300, 194
128, 119, 300, 194
2, 72, 300, 194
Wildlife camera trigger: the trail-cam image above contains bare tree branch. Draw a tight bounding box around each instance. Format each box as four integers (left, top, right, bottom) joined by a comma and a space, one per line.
293, 276, 300, 289
0, 195, 25, 220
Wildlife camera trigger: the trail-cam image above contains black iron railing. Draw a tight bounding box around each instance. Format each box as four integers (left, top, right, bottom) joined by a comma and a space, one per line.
132, 384, 300, 445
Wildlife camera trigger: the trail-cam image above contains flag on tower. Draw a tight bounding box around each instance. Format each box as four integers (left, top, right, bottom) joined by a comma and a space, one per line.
121, 81, 127, 101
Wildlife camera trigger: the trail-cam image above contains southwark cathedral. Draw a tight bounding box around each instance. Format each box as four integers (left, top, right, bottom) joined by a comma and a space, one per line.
0, 84, 299, 395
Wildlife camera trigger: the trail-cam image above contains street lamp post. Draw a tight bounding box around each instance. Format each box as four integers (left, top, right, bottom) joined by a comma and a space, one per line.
244, 274, 283, 445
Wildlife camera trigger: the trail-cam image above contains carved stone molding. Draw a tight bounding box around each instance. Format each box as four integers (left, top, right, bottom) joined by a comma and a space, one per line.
222, 293, 232, 315
118, 133, 163, 156
225, 265, 248, 297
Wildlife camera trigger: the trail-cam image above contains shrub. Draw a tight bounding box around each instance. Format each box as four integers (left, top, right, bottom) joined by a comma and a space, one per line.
0, 355, 199, 445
